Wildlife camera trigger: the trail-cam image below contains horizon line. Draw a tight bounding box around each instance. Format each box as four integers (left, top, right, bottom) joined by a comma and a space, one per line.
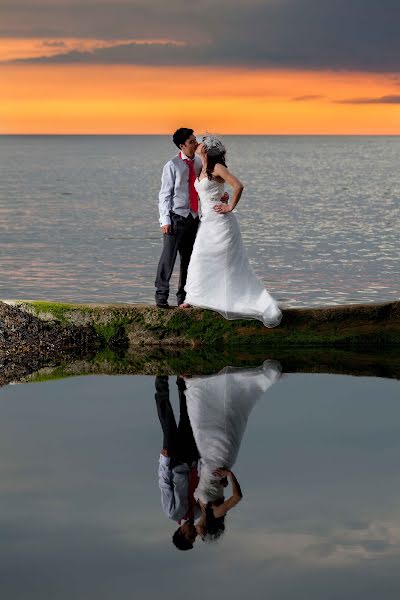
2, 133, 400, 137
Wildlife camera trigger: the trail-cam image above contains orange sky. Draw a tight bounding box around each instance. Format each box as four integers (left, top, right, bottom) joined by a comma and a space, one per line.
1, 48, 400, 134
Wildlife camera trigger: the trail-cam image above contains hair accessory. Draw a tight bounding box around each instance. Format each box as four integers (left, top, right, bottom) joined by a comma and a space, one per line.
202, 135, 226, 156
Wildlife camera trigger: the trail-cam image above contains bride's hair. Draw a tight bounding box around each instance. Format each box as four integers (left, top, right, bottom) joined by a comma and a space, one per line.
203, 502, 226, 542
202, 135, 227, 180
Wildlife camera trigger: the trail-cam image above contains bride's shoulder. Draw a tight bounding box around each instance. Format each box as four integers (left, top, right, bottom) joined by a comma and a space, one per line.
213, 163, 243, 188
212, 163, 228, 180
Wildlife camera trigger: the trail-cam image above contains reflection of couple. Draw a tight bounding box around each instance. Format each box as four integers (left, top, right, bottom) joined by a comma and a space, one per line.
155, 127, 282, 328
155, 361, 281, 550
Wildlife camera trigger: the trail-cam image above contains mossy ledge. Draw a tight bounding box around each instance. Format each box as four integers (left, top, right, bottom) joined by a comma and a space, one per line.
3, 299, 400, 349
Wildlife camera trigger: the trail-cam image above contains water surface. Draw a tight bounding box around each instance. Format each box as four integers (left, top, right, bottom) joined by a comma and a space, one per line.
1, 135, 399, 306
1, 370, 400, 599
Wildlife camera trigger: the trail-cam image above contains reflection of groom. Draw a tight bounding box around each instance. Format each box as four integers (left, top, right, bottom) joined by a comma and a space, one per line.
155, 375, 200, 551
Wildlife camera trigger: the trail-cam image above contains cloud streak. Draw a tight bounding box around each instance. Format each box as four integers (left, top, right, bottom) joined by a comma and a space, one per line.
8, 41, 194, 65
336, 95, 400, 104
0, 38, 187, 63
292, 95, 326, 102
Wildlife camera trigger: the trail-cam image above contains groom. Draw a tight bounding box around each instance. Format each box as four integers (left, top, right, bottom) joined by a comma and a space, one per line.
155, 127, 227, 308
155, 128, 201, 308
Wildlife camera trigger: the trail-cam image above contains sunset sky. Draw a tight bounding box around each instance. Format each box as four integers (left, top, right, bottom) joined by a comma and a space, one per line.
1, 0, 400, 134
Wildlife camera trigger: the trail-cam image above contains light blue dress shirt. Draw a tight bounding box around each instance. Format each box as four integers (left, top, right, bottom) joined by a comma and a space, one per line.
158, 454, 189, 521
158, 152, 202, 227
158, 454, 201, 522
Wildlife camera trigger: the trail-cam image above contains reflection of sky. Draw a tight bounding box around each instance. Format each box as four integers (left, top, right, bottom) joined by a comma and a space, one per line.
0, 373, 400, 599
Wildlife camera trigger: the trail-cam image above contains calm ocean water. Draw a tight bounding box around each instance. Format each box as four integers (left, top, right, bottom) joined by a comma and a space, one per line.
0, 135, 399, 306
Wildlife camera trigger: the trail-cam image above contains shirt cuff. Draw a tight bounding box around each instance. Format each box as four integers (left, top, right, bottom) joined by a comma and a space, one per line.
160, 215, 171, 227
159, 454, 171, 466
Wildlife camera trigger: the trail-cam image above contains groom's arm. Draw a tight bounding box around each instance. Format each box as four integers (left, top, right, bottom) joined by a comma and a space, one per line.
159, 161, 176, 231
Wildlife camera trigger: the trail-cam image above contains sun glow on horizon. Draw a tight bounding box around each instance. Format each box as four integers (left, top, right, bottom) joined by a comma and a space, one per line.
1, 62, 400, 134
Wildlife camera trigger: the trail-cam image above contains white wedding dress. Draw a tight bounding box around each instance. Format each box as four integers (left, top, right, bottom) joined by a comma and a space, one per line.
184, 177, 282, 327
184, 361, 281, 504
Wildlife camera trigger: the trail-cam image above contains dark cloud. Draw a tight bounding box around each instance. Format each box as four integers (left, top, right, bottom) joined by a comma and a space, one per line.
2, 0, 400, 72
0, 0, 203, 41
336, 95, 400, 104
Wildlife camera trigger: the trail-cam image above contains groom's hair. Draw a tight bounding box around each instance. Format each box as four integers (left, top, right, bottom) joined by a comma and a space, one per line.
173, 128, 194, 149
172, 526, 194, 551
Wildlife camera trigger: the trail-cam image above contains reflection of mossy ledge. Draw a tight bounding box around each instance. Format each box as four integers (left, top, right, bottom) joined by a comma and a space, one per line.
22, 347, 400, 384
5, 299, 400, 348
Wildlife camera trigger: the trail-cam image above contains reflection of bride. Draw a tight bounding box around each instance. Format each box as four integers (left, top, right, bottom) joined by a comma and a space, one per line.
184, 360, 281, 540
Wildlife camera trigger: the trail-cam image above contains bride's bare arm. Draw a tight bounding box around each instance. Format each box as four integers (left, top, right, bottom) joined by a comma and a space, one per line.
211, 469, 243, 518
213, 163, 243, 213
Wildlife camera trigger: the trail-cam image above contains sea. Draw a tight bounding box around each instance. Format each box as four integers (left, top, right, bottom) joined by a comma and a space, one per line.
0, 135, 399, 306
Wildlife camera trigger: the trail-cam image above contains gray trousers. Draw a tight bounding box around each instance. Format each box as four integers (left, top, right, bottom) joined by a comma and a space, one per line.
155, 212, 199, 306
155, 376, 199, 467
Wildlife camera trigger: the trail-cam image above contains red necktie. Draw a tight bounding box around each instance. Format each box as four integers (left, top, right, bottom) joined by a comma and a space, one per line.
182, 154, 199, 213
178, 465, 199, 524
188, 465, 199, 518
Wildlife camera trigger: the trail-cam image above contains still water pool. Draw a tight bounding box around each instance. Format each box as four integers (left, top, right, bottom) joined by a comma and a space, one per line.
0, 368, 399, 599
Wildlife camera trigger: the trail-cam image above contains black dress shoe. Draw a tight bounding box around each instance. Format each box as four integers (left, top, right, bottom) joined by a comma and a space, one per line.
156, 302, 170, 309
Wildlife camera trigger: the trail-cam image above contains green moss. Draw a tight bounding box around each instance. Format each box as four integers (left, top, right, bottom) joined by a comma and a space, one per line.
152, 309, 399, 348
27, 301, 93, 322
93, 320, 128, 343
26, 365, 77, 383
157, 309, 244, 345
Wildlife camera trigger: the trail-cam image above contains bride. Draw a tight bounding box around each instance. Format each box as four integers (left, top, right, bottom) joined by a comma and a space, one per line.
182, 135, 282, 327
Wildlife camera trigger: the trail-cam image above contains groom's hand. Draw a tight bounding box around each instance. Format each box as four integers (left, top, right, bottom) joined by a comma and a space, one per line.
161, 224, 171, 234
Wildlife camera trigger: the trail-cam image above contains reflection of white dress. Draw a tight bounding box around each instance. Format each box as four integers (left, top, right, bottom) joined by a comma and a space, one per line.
185, 361, 281, 504
185, 177, 282, 327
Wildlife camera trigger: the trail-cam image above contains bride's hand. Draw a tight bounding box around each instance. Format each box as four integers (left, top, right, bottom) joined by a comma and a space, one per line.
212, 468, 231, 478
214, 203, 232, 214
